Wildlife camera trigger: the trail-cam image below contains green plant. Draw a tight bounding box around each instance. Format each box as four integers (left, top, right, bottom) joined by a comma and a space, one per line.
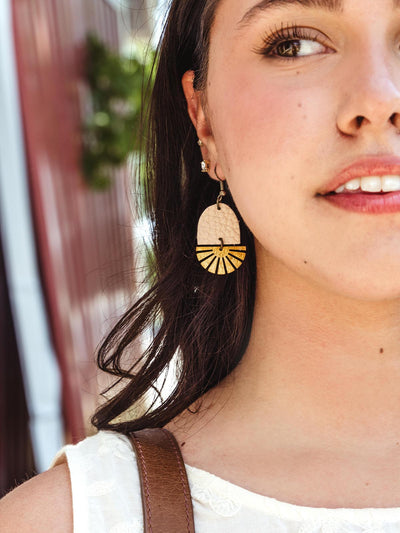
81, 33, 155, 190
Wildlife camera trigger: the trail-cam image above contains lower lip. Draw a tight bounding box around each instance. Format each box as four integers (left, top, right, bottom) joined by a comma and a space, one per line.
321, 191, 400, 213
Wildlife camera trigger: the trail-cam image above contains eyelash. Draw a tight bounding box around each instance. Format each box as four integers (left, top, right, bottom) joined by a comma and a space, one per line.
255, 23, 328, 61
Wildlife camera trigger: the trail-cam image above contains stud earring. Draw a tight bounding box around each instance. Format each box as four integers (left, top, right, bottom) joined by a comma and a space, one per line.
196, 168, 246, 275
197, 139, 203, 147
201, 160, 210, 173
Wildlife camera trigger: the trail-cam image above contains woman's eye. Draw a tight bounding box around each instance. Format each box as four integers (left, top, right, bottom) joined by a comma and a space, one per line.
274, 39, 326, 58
254, 26, 332, 61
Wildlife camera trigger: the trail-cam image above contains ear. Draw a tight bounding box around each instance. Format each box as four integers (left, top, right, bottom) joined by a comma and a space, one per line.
182, 70, 219, 178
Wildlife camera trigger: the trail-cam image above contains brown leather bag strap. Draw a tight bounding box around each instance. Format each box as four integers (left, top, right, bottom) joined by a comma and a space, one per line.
129, 428, 195, 533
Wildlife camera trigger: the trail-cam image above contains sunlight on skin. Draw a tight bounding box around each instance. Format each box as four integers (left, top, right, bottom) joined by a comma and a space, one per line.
174, 0, 400, 508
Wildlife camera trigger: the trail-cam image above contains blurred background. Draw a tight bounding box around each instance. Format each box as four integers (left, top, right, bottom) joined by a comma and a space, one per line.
0, 0, 163, 495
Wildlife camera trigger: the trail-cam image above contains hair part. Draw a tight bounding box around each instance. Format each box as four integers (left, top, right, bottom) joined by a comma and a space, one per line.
91, 0, 256, 433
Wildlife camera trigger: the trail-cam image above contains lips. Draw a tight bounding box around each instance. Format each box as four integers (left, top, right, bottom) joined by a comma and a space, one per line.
320, 156, 400, 195
322, 190, 400, 214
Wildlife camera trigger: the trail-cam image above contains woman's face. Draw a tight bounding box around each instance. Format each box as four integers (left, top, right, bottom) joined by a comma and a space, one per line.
193, 0, 400, 300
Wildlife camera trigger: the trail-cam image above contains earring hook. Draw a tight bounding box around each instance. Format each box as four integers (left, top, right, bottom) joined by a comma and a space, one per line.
214, 165, 226, 210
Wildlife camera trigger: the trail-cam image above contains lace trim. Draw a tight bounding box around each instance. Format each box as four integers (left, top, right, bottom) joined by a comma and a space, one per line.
186, 464, 400, 525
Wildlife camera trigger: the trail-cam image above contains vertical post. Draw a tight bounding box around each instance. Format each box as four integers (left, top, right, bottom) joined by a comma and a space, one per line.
0, 0, 64, 472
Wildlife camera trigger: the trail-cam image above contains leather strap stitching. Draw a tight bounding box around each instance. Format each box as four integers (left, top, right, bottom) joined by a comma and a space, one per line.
132, 435, 153, 533
161, 428, 192, 533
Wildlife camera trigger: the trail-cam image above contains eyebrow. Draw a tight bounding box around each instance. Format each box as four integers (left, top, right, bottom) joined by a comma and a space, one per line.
238, 0, 342, 27
238, 0, 400, 28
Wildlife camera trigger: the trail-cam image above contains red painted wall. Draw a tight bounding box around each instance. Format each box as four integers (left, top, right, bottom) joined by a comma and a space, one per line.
12, 0, 137, 441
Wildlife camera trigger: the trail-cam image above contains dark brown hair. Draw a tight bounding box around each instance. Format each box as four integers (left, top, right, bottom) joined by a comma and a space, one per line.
92, 0, 256, 433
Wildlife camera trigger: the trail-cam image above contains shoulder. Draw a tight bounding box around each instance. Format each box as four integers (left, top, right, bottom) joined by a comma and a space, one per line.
0, 463, 72, 533
66, 430, 143, 532
0, 431, 142, 533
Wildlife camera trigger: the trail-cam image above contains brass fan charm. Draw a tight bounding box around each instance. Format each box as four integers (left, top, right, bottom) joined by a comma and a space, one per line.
196, 203, 246, 275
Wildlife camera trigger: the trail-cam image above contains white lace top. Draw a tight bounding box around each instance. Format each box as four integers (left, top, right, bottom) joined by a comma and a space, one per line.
53, 430, 400, 533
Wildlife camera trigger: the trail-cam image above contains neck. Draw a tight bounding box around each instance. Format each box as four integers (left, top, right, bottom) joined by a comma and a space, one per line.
225, 251, 400, 452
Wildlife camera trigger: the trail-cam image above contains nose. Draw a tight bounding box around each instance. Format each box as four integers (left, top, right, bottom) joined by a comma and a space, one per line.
336, 51, 400, 138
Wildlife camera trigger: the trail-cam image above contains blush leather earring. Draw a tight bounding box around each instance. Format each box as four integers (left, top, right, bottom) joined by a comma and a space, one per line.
196, 168, 246, 275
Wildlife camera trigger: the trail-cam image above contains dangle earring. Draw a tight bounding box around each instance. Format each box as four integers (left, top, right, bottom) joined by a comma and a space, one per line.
196, 167, 246, 275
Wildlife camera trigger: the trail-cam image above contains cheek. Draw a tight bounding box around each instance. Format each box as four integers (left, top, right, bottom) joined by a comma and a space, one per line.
208, 67, 331, 180
207, 67, 333, 235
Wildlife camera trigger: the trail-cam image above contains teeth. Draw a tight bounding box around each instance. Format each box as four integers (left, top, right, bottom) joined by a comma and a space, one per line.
335, 175, 400, 193
382, 175, 400, 192
361, 176, 381, 192
344, 178, 360, 191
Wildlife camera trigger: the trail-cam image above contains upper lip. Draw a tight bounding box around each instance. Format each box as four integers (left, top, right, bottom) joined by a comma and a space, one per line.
320, 155, 400, 195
